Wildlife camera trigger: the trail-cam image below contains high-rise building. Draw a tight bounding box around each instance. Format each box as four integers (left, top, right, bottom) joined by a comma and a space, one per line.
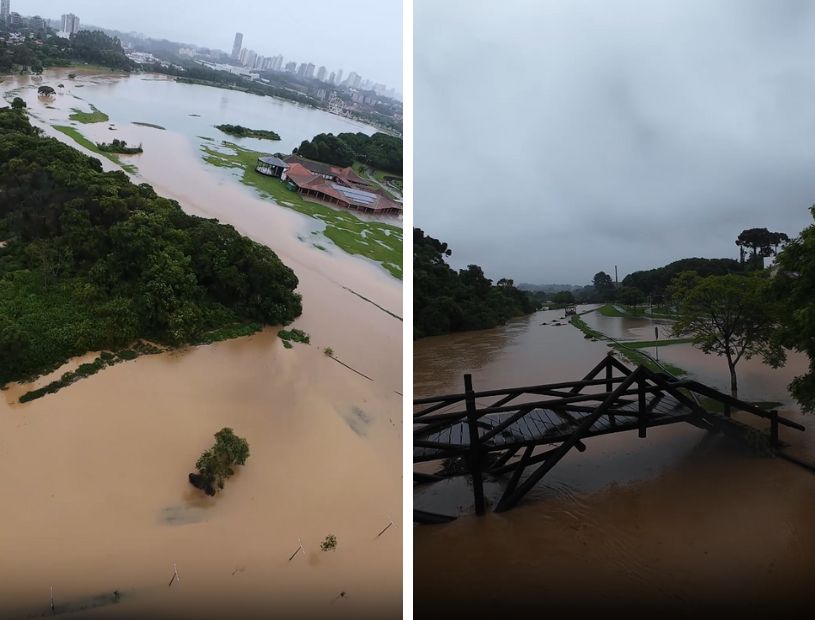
231, 32, 243, 60
243, 49, 257, 68
31, 15, 47, 32
335, 69, 343, 85
61, 13, 80, 35
239, 48, 248, 65
1, 0, 10, 25
316, 66, 327, 82
328, 71, 335, 84
346, 72, 362, 89
284, 61, 296, 73
305, 63, 315, 79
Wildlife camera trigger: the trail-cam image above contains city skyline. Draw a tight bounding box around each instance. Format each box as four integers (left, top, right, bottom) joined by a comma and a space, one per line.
14, 0, 402, 91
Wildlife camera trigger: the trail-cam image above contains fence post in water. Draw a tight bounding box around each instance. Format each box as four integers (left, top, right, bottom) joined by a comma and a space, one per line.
464, 373, 486, 516
770, 410, 779, 446
50, 586, 55, 616
638, 376, 647, 438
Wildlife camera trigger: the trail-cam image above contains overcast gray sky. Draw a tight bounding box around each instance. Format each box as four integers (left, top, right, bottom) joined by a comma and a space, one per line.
20, 1, 402, 89
415, 0, 815, 285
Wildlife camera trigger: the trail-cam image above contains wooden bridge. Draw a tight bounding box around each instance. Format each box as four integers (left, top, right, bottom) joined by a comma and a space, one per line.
414, 354, 805, 519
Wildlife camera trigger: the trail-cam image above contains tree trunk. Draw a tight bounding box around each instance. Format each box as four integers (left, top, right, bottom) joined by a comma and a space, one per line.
728, 361, 738, 399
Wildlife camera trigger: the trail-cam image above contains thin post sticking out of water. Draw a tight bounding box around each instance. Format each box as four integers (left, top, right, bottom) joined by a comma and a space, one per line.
288, 537, 304, 562
50, 586, 55, 615
168, 563, 181, 588
376, 520, 394, 538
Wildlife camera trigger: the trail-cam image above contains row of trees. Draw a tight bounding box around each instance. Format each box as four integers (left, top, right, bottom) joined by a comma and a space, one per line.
414, 229, 538, 338
0, 30, 132, 75
294, 132, 402, 174
0, 107, 302, 384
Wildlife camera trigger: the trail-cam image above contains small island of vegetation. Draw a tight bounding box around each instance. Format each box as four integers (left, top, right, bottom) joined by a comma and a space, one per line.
215, 124, 280, 141
0, 107, 302, 389
189, 428, 250, 496
96, 138, 143, 154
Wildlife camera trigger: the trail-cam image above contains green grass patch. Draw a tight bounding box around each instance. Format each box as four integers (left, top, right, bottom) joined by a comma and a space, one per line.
624, 338, 694, 348
133, 121, 166, 130
68, 104, 108, 123
200, 142, 402, 279
191, 322, 262, 345
613, 346, 687, 377
569, 315, 687, 376
597, 304, 626, 317
570, 314, 605, 340
278, 328, 310, 347
53, 125, 138, 174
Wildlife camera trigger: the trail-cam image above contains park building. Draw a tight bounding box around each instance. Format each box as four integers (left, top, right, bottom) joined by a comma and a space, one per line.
254, 154, 401, 216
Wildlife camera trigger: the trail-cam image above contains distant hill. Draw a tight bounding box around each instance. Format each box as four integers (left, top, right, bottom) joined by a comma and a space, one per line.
518, 283, 583, 293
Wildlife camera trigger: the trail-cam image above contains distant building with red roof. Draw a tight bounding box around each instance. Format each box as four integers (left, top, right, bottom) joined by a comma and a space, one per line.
254, 153, 402, 216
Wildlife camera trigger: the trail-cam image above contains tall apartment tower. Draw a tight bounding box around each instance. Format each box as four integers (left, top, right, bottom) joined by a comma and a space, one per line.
61, 13, 80, 35
0, 0, 10, 25
231, 32, 243, 60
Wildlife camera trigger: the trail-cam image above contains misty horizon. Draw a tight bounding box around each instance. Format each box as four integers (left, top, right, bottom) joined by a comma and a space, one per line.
13, 0, 403, 90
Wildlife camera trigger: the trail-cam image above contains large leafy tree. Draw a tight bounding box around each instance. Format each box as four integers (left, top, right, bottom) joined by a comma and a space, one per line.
736, 227, 789, 269
189, 428, 250, 496
672, 274, 784, 398
772, 208, 815, 412
592, 271, 615, 300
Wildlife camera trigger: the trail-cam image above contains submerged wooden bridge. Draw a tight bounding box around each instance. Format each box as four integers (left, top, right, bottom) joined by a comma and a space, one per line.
414, 354, 805, 519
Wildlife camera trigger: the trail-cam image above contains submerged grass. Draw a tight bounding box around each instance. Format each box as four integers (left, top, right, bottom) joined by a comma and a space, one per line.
278, 328, 310, 348
133, 121, 166, 130
18, 322, 264, 403
200, 141, 402, 279
569, 314, 687, 376
53, 125, 138, 174
68, 104, 108, 123
19, 342, 163, 403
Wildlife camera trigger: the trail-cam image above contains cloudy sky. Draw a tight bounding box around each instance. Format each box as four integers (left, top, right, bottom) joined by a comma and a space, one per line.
415, 0, 815, 285
19, 1, 403, 89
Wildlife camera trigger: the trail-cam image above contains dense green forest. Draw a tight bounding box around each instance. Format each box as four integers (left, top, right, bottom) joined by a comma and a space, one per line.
621, 257, 743, 297
414, 228, 538, 338
295, 132, 402, 174
0, 30, 132, 74
0, 107, 302, 385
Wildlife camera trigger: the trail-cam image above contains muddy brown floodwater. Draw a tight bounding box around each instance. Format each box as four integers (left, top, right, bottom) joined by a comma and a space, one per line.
0, 69, 401, 619
414, 307, 815, 619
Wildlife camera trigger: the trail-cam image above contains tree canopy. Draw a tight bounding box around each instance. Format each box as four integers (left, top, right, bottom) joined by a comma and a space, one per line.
771, 208, 815, 412
622, 257, 743, 297
189, 428, 250, 496
295, 132, 402, 174
414, 228, 538, 338
736, 227, 789, 268
671, 273, 784, 398
0, 108, 301, 385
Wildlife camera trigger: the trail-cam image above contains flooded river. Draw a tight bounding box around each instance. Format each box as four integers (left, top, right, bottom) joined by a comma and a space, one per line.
0, 69, 401, 619
414, 307, 815, 618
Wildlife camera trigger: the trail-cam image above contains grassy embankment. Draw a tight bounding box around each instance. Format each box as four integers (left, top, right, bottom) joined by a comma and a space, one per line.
68, 104, 108, 123
569, 312, 687, 376
201, 141, 403, 279
597, 303, 678, 319
52, 125, 138, 174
